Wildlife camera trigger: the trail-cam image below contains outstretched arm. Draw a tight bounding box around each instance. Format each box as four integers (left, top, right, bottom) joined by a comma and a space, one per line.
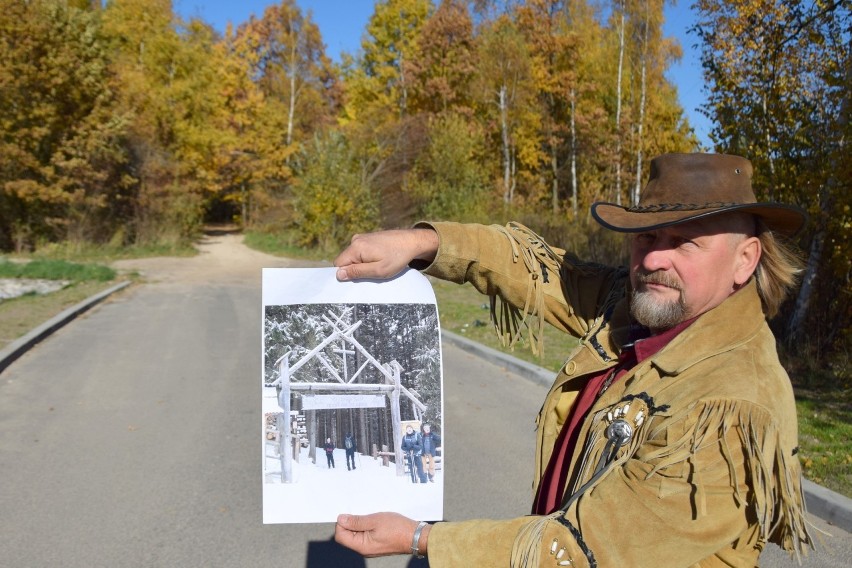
335, 513, 431, 558
334, 228, 438, 281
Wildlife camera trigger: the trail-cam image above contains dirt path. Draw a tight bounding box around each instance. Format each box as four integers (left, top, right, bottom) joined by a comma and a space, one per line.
111, 231, 330, 288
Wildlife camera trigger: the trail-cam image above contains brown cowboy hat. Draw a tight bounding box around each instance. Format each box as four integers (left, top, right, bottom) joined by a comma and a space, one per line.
591, 153, 807, 236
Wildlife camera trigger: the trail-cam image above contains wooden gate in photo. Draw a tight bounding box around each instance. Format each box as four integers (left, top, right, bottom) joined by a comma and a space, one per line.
270, 307, 426, 482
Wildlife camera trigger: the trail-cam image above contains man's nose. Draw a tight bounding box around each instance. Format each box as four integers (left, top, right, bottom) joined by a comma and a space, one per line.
639, 246, 673, 272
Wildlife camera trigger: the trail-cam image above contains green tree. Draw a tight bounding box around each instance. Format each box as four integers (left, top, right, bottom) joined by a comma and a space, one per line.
695, 0, 850, 355
292, 131, 380, 252
408, 113, 492, 221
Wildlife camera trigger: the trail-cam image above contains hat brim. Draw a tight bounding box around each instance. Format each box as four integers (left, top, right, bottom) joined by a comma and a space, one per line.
591, 202, 807, 237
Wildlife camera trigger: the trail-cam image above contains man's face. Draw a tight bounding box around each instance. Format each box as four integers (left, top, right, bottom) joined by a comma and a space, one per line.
629, 217, 759, 331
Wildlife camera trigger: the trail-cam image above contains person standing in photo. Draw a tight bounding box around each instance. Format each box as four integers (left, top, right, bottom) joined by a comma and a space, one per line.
324, 437, 335, 469
344, 432, 357, 471
420, 423, 441, 483
401, 424, 427, 483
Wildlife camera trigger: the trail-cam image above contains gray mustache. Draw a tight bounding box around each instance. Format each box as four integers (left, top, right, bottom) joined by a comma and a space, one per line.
635, 272, 683, 291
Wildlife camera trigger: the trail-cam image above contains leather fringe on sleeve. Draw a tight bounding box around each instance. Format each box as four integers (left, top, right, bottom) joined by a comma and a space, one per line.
491, 223, 566, 356
510, 398, 813, 567
645, 400, 812, 557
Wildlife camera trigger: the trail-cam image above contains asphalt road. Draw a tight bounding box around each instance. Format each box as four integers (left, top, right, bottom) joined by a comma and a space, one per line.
0, 233, 848, 567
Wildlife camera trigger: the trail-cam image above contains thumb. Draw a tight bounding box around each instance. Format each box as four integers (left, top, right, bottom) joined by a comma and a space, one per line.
336, 513, 362, 530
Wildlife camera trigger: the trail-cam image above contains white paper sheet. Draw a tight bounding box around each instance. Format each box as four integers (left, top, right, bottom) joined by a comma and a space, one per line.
261, 268, 444, 524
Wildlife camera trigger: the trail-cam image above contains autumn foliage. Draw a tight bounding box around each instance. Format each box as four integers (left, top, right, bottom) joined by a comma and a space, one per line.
0, 0, 848, 359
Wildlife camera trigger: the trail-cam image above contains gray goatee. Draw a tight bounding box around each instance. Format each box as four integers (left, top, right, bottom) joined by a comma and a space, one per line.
630, 272, 687, 331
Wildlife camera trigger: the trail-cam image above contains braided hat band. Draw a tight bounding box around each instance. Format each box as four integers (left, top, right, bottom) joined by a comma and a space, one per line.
628, 201, 742, 212
591, 153, 807, 236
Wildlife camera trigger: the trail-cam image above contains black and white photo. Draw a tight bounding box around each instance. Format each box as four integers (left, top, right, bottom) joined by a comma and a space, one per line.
261, 268, 444, 524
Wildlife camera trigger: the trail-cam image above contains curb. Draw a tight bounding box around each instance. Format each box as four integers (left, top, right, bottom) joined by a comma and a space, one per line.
441, 329, 555, 388
802, 479, 852, 533
0, 280, 131, 375
441, 329, 852, 533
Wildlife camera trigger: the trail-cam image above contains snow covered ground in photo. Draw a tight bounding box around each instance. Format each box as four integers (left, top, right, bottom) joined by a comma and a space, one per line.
263, 445, 443, 524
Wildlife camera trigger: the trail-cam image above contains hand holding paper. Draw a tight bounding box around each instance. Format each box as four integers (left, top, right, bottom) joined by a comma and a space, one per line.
334, 228, 438, 281
335, 513, 431, 558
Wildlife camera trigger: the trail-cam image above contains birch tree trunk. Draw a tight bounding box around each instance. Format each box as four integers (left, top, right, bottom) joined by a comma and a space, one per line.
570, 88, 578, 217
285, 14, 302, 164
500, 83, 512, 204
614, 6, 626, 206
786, 226, 824, 343
633, 3, 649, 206
786, 59, 849, 342
551, 146, 559, 214
287, 35, 297, 148
762, 93, 776, 200
510, 151, 517, 204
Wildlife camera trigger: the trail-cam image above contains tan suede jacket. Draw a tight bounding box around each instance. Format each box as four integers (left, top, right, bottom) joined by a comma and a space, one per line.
419, 222, 811, 568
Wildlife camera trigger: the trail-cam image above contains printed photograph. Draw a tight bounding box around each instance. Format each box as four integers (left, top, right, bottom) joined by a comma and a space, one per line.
262, 268, 444, 524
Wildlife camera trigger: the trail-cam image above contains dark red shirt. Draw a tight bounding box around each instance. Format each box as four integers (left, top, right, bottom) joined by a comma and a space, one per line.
532, 318, 696, 515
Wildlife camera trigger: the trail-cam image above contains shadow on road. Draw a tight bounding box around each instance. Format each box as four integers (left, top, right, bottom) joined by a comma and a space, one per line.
305, 538, 429, 568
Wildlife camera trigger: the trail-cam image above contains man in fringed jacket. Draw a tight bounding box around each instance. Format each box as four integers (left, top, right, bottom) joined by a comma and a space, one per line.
333, 153, 812, 567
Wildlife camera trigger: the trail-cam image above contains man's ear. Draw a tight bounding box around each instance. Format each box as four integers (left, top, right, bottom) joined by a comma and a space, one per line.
734, 236, 762, 286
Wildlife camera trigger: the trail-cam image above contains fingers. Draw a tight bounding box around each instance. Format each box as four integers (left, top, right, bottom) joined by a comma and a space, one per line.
335, 262, 387, 282
333, 233, 409, 281
334, 513, 416, 557
336, 513, 366, 532
332, 234, 367, 274
335, 514, 377, 555
334, 515, 359, 548
334, 229, 438, 282
333, 235, 391, 281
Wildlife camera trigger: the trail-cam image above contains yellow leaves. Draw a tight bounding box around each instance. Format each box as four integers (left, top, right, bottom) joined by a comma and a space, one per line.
5, 180, 57, 203
3, 177, 103, 210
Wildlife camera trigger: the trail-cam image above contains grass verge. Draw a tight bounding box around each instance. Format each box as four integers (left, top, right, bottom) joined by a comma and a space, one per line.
243, 230, 331, 262
19, 238, 196, 262
0, 280, 119, 351
795, 393, 852, 497
0, 259, 116, 281
0, 258, 127, 351
431, 278, 575, 373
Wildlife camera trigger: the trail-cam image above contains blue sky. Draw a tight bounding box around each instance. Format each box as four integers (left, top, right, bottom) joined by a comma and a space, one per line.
174, 0, 711, 147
